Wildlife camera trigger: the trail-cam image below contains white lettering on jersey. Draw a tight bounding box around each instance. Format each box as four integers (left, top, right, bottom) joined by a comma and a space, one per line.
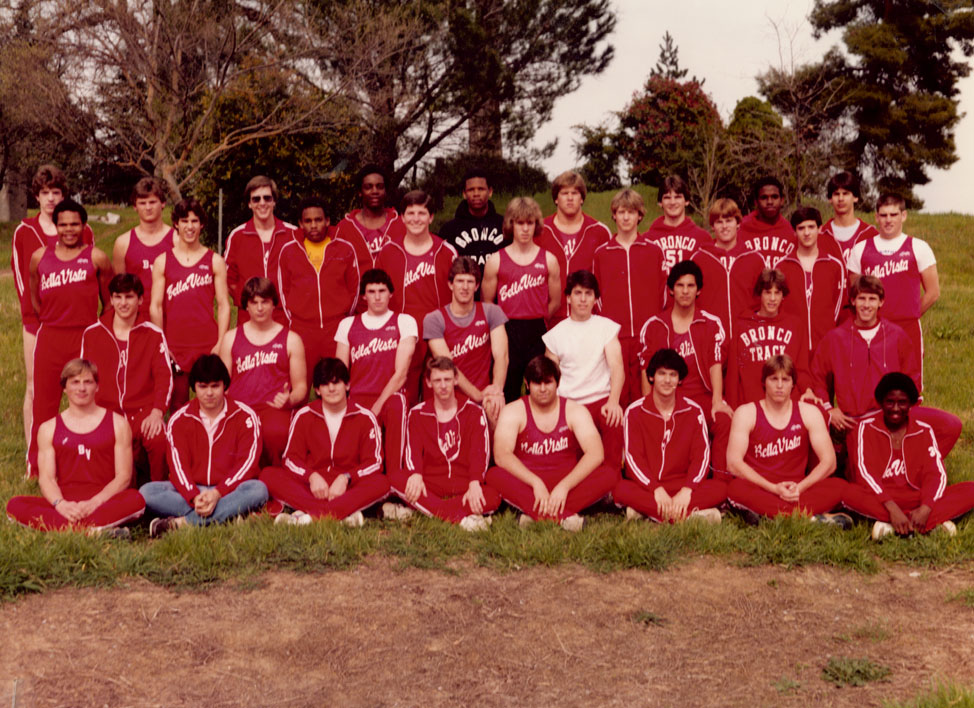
350, 336, 398, 362
76, 443, 91, 461
866, 258, 910, 279
450, 331, 489, 359
166, 272, 213, 300
882, 457, 906, 480
40, 268, 89, 291
498, 273, 545, 302
404, 261, 436, 288
235, 350, 280, 374
520, 435, 569, 456
752, 434, 802, 458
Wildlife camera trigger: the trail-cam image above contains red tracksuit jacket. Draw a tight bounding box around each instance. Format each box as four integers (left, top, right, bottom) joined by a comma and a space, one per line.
638, 309, 726, 391
276, 237, 360, 332
592, 235, 666, 338
334, 208, 406, 274
623, 394, 710, 489
405, 399, 490, 489
738, 211, 796, 268
811, 319, 919, 418
80, 311, 173, 415
166, 397, 262, 502
849, 415, 946, 505
777, 253, 847, 353
644, 215, 710, 274
536, 213, 611, 322
691, 243, 765, 340
819, 218, 878, 263
224, 217, 298, 308
282, 400, 382, 482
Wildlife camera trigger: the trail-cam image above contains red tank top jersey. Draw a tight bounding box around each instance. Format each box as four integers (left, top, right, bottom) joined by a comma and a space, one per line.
672, 330, 706, 401
744, 402, 809, 484
37, 245, 99, 328
496, 248, 548, 319
125, 228, 174, 315
347, 313, 402, 396
164, 250, 218, 370
859, 237, 922, 320
515, 397, 581, 477
227, 325, 290, 408
441, 303, 492, 390
54, 410, 116, 497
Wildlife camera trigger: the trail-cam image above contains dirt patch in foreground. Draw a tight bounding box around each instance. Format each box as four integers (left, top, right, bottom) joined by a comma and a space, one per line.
1, 558, 972, 707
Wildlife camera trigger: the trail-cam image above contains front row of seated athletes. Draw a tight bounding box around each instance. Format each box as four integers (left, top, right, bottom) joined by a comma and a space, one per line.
7, 349, 974, 540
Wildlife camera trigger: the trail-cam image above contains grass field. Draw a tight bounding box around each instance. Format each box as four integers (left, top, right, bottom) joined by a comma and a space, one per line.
1, 192, 973, 604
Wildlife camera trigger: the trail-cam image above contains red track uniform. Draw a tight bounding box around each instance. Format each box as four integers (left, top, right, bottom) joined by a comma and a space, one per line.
738, 212, 796, 268
847, 235, 934, 385
81, 312, 173, 481
224, 217, 298, 323
811, 318, 960, 455
638, 308, 730, 477
7, 411, 145, 530
727, 402, 848, 516
29, 245, 101, 476
334, 208, 406, 275
726, 310, 810, 408
162, 249, 218, 372
337, 311, 416, 476
536, 214, 611, 323
486, 397, 617, 520
391, 400, 501, 522
777, 253, 846, 354
593, 234, 666, 406
644, 215, 710, 275
123, 228, 175, 319
11, 216, 94, 334
691, 243, 764, 340
819, 218, 878, 263
423, 302, 506, 402
259, 400, 389, 520
375, 236, 456, 404
844, 415, 974, 531
615, 394, 727, 521
277, 237, 359, 385
166, 396, 262, 503
227, 325, 294, 467
495, 247, 551, 403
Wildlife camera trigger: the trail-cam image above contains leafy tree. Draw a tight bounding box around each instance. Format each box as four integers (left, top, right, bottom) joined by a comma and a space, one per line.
572, 121, 622, 192
809, 0, 974, 205
651, 31, 702, 85
313, 0, 616, 188
617, 76, 722, 188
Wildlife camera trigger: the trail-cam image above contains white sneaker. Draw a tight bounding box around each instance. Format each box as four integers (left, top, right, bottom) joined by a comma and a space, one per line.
940, 520, 957, 537
871, 521, 895, 541
273, 512, 293, 526
518, 513, 534, 529
292, 510, 313, 526
560, 514, 584, 532
342, 511, 365, 528
689, 508, 722, 524
459, 514, 489, 532
382, 502, 414, 521
625, 506, 644, 521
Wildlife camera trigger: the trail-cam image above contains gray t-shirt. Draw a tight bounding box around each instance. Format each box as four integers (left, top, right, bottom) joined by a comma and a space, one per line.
423, 303, 508, 340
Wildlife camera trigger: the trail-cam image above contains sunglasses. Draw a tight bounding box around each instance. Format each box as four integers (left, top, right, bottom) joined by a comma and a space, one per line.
250, 195, 274, 203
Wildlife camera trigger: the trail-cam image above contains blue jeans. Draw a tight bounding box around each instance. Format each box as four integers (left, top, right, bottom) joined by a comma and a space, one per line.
140, 480, 268, 526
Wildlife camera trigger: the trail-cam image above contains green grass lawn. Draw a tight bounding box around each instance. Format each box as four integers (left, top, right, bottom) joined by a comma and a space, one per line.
0, 194, 973, 601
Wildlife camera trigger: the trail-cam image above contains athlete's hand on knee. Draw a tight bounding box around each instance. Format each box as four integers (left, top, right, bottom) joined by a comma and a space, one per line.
888, 504, 912, 535
75, 498, 100, 518
546, 483, 569, 517
328, 475, 348, 501
194, 489, 220, 517
775, 482, 800, 503
671, 488, 692, 520
531, 480, 550, 514
405, 473, 426, 504
653, 487, 673, 521
55, 500, 84, 523
909, 504, 932, 532
141, 408, 164, 438
309, 472, 329, 499
462, 480, 485, 514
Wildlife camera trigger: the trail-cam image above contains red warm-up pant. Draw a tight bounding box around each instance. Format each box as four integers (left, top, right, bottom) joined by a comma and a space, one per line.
485, 463, 617, 521
127, 407, 168, 484
388, 469, 502, 523
614, 478, 728, 522
843, 481, 974, 532
619, 335, 642, 409
253, 405, 293, 468
687, 393, 731, 481
727, 476, 850, 517
294, 324, 339, 394
583, 397, 624, 476
350, 392, 405, 476
6, 489, 145, 531
259, 466, 389, 520
28, 325, 84, 476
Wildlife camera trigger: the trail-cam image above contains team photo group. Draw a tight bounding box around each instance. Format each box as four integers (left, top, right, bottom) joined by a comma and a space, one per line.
6, 161, 973, 541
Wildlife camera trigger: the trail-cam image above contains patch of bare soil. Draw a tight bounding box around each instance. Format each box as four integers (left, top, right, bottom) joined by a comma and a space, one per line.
1, 558, 973, 707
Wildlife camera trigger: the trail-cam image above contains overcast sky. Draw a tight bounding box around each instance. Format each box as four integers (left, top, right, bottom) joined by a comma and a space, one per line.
535, 0, 974, 214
